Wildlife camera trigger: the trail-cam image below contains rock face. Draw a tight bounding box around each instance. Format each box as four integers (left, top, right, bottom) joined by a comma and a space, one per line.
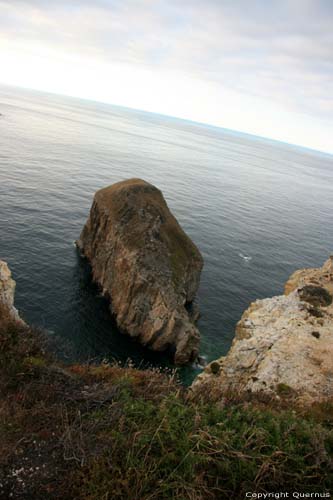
191, 256, 333, 403
0, 260, 24, 327
77, 179, 203, 364
284, 255, 333, 296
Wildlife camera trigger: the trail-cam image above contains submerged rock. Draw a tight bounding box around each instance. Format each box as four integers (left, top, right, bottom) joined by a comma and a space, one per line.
191, 256, 333, 403
77, 179, 203, 364
0, 260, 25, 326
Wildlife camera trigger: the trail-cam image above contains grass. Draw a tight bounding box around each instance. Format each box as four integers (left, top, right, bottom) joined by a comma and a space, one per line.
0, 320, 332, 499
72, 394, 333, 500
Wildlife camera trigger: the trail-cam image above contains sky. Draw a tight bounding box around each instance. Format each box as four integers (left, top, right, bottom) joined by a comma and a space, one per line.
0, 0, 332, 154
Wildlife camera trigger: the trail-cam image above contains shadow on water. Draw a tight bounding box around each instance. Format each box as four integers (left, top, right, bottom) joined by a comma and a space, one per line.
53, 251, 196, 376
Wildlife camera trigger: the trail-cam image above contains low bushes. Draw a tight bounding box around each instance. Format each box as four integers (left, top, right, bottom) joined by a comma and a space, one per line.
0, 323, 332, 499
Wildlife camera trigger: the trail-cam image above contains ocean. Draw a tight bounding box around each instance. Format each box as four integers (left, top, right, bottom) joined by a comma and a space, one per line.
1, 84, 333, 383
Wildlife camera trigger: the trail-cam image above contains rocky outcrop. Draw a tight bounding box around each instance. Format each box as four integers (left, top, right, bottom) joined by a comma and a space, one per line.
191, 256, 333, 403
284, 255, 333, 296
0, 260, 24, 327
77, 179, 203, 364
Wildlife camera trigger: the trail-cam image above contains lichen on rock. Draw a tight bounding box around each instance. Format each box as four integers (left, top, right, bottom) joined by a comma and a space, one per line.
77, 178, 203, 364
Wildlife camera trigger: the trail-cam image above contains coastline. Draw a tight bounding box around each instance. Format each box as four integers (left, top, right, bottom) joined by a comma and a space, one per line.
1, 258, 332, 498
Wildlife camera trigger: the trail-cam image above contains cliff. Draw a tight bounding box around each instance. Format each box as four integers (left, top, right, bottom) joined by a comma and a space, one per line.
0, 260, 24, 328
77, 179, 203, 364
191, 256, 333, 404
1, 264, 332, 498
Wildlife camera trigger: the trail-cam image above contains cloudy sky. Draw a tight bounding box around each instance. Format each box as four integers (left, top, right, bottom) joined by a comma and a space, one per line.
0, 0, 332, 153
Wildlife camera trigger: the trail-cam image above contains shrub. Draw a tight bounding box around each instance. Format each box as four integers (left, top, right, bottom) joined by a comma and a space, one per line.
0, 323, 332, 500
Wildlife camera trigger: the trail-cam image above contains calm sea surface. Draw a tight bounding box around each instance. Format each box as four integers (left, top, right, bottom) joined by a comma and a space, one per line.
1, 85, 333, 383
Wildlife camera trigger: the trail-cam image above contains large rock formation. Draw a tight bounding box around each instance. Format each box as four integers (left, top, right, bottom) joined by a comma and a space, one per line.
0, 260, 24, 327
77, 179, 203, 364
191, 256, 333, 403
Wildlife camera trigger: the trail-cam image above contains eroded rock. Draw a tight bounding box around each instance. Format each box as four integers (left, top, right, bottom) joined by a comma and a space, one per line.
285, 255, 333, 295
77, 179, 203, 364
191, 256, 333, 403
0, 260, 24, 327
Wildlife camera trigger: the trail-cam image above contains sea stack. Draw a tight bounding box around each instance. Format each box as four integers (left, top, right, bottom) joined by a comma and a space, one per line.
191, 256, 333, 404
77, 179, 203, 364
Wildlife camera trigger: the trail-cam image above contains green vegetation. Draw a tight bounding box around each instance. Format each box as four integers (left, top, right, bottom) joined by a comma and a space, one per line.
209, 361, 221, 375
0, 320, 332, 499
164, 219, 201, 290
276, 383, 296, 396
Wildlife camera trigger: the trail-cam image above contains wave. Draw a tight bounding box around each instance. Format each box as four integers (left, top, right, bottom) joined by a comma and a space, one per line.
239, 253, 252, 262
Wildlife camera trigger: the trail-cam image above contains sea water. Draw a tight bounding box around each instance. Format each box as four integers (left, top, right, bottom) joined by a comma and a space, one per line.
1, 85, 333, 383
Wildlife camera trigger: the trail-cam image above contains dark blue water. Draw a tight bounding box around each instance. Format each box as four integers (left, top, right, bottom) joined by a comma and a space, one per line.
1, 84, 333, 383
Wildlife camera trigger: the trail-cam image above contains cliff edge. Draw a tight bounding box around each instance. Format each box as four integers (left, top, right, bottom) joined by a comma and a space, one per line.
191, 256, 333, 403
0, 260, 24, 328
77, 179, 203, 364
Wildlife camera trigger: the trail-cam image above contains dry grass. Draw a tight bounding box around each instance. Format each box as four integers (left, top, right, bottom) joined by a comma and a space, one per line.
0, 322, 332, 499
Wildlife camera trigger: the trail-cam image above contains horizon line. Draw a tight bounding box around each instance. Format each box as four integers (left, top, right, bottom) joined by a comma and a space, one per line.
1, 81, 332, 159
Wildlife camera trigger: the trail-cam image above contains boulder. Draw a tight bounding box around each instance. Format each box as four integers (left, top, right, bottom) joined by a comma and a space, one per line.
77, 179, 203, 364
191, 256, 333, 403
